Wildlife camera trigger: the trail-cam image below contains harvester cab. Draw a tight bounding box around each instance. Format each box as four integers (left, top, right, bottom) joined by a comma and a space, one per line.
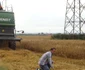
0, 1, 22, 50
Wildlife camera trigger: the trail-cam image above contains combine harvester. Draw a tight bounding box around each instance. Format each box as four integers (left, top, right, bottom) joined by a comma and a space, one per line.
0, 0, 22, 50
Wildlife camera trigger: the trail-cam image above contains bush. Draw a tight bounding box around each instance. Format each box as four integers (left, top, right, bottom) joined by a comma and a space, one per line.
51, 34, 85, 40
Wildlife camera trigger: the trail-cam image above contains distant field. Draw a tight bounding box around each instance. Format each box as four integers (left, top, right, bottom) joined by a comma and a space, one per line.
0, 35, 85, 70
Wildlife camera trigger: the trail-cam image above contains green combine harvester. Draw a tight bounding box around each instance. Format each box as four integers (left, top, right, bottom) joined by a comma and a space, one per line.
0, 1, 22, 50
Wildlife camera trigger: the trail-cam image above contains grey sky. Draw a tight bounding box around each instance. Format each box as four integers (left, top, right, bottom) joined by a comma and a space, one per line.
2, 0, 66, 33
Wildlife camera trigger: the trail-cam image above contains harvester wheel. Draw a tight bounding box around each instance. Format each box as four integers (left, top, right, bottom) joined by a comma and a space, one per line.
8, 41, 16, 50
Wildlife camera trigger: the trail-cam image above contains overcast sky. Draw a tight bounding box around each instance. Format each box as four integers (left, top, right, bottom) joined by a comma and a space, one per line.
1, 0, 66, 33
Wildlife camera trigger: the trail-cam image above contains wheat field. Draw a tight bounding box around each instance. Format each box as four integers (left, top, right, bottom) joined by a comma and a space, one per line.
0, 35, 85, 70
18, 35, 85, 59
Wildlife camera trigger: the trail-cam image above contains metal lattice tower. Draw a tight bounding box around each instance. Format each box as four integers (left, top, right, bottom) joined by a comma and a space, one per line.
64, 0, 85, 34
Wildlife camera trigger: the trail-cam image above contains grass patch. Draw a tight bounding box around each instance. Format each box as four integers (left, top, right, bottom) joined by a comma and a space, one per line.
0, 66, 8, 70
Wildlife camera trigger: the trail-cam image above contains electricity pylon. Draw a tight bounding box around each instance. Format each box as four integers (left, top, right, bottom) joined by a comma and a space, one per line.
64, 0, 85, 34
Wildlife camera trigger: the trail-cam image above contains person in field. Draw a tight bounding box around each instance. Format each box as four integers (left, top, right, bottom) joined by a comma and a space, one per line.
38, 48, 56, 70
0, 3, 3, 10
